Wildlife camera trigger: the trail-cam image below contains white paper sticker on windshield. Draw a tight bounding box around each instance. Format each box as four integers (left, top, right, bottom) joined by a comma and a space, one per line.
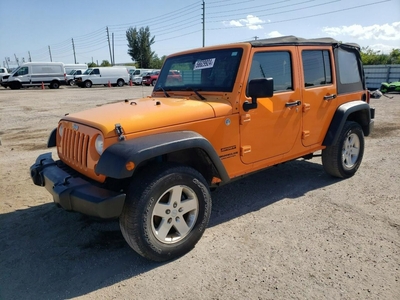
194, 58, 216, 70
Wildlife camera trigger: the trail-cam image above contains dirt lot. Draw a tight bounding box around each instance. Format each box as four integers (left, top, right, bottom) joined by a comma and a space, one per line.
0, 86, 399, 300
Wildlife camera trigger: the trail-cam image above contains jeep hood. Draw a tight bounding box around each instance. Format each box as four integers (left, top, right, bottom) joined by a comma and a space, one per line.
62, 97, 228, 138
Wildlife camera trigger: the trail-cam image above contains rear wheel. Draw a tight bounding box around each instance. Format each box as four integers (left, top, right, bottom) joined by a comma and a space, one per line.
117, 79, 124, 87
322, 121, 364, 178
50, 81, 60, 89
84, 80, 92, 88
120, 164, 211, 262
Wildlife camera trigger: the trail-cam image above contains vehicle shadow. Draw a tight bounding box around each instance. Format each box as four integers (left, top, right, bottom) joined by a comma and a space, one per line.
0, 159, 339, 299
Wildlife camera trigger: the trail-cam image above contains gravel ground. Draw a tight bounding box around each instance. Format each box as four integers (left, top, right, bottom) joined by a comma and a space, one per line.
0, 85, 399, 300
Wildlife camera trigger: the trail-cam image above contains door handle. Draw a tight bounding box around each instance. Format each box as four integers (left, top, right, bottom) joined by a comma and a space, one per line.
285, 100, 301, 108
324, 94, 337, 101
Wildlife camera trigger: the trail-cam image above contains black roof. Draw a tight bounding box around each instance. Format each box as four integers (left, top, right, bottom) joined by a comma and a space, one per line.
247, 35, 360, 49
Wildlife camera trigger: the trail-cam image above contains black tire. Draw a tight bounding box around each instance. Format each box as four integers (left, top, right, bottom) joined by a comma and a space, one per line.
84, 80, 92, 88
117, 79, 124, 87
68, 80, 75, 86
120, 164, 212, 262
322, 121, 364, 178
151, 79, 156, 86
50, 81, 60, 89
10, 82, 21, 90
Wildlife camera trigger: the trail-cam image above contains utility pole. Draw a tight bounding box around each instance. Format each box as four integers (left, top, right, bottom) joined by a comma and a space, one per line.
48, 46, 53, 62
202, 0, 205, 47
4, 57, 10, 69
112, 32, 115, 65
28, 51, 32, 62
106, 27, 113, 65
72, 38, 77, 64
253, 36, 259, 40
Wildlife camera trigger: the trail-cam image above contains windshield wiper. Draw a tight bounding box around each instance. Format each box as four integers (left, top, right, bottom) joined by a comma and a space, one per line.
155, 86, 170, 97
185, 87, 206, 100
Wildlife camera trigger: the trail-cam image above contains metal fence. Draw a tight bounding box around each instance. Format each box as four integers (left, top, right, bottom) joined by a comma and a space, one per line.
364, 64, 400, 90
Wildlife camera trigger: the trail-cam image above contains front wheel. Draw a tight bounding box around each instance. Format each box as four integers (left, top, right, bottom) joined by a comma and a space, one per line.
84, 80, 92, 88
120, 164, 212, 262
151, 79, 157, 86
322, 121, 364, 178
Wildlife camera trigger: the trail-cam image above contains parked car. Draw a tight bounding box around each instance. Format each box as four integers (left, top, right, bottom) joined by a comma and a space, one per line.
0, 67, 9, 87
1, 62, 66, 89
130, 69, 153, 85
30, 36, 374, 262
74, 67, 129, 88
65, 69, 87, 86
142, 70, 160, 86
64, 64, 88, 76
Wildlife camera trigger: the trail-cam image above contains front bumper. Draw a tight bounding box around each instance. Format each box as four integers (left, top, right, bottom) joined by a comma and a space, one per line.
30, 153, 126, 219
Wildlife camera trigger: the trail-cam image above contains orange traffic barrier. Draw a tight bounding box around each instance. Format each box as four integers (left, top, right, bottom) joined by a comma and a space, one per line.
129, 80, 133, 86
108, 81, 111, 87
41, 82, 44, 89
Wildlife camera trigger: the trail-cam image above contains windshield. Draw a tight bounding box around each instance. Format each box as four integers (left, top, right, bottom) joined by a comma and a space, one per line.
155, 48, 243, 92
83, 68, 93, 75
68, 69, 76, 75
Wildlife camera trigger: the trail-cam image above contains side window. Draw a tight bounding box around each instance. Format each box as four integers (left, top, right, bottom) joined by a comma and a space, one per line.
337, 49, 361, 84
92, 69, 100, 75
302, 50, 332, 87
17, 67, 28, 76
247, 51, 292, 94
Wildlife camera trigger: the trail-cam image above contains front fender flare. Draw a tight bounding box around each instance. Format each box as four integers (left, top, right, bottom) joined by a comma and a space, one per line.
95, 131, 229, 182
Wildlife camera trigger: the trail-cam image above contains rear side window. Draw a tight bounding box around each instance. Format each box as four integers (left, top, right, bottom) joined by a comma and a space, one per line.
247, 51, 292, 94
302, 50, 332, 87
335, 46, 364, 94
337, 49, 361, 84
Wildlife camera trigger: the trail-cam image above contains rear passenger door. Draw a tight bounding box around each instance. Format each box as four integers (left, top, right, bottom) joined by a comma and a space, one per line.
299, 47, 337, 147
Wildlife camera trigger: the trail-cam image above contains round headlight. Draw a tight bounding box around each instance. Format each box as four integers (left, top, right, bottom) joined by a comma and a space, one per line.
95, 135, 104, 155
58, 124, 64, 137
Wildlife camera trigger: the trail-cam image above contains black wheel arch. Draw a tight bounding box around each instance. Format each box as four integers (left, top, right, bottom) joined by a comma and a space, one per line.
96, 131, 230, 185
323, 100, 373, 146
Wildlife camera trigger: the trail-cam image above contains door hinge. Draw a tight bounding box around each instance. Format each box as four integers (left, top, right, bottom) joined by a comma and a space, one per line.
240, 145, 252, 155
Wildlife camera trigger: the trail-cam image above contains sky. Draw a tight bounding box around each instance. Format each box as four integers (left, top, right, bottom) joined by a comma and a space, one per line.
1, 0, 399, 68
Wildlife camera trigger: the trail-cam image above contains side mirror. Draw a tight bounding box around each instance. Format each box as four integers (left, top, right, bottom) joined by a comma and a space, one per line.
243, 78, 274, 111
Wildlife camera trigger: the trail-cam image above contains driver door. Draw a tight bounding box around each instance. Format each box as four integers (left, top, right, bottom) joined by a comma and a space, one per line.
240, 48, 302, 164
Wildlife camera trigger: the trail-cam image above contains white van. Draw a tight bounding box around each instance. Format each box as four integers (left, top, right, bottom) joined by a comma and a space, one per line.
130, 68, 153, 85
65, 69, 87, 86
75, 67, 130, 88
0, 67, 9, 87
64, 64, 88, 75
2, 62, 66, 89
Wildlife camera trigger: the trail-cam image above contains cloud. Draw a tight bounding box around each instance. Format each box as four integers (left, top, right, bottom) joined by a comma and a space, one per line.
267, 31, 284, 38
322, 22, 400, 40
223, 15, 265, 30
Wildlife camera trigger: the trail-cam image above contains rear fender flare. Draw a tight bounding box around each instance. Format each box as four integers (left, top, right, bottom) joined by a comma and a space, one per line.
323, 100, 372, 146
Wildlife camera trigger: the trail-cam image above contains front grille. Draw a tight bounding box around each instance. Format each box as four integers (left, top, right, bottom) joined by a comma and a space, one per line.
61, 127, 89, 169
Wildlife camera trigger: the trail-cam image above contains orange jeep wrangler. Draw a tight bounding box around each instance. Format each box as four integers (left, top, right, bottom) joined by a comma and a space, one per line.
30, 36, 375, 261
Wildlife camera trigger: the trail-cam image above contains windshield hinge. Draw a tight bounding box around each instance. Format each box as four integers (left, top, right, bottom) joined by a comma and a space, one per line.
115, 123, 126, 141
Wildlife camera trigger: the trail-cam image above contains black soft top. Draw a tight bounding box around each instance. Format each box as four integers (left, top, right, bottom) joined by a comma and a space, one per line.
247, 35, 360, 49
